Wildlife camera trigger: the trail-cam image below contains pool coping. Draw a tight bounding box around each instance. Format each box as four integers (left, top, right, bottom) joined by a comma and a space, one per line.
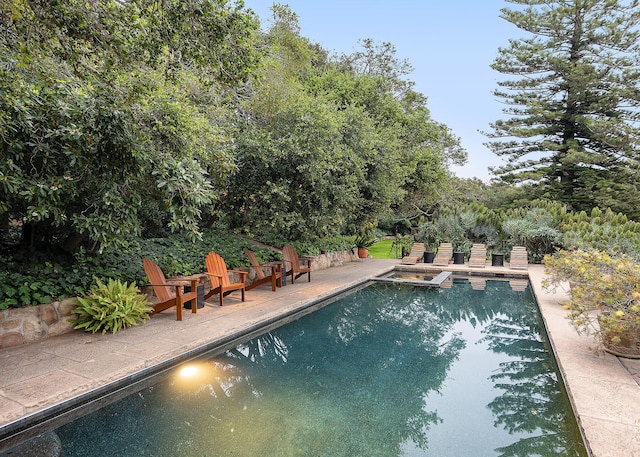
1, 259, 639, 456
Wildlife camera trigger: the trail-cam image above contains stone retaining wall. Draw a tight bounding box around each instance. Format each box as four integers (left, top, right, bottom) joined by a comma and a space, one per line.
0, 250, 360, 349
0, 298, 77, 349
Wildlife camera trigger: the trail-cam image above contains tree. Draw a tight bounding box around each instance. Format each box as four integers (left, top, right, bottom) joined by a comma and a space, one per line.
226, 5, 465, 240
0, 0, 261, 250
486, 0, 640, 218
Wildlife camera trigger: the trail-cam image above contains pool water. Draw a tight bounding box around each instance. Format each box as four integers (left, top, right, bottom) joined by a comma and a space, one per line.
389, 271, 435, 281
56, 279, 587, 456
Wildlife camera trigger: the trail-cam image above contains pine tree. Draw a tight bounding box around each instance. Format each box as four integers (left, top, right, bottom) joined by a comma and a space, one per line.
486, 0, 640, 217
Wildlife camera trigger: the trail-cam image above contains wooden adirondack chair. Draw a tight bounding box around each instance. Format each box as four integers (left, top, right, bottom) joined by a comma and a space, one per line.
282, 244, 311, 284
244, 248, 282, 291
204, 252, 247, 306
143, 258, 199, 321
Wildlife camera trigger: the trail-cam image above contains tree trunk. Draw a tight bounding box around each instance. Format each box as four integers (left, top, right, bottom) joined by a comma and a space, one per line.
62, 231, 87, 253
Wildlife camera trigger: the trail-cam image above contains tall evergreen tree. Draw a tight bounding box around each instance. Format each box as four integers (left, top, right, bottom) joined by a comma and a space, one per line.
486, 0, 640, 217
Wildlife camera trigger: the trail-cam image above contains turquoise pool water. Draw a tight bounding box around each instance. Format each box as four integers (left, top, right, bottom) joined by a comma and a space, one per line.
56, 278, 587, 456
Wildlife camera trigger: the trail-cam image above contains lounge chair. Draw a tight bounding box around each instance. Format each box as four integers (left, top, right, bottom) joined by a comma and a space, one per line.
282, 244, 311, 284
509, 246, 529, 270
143, 258, 199, 321
204, 252, 247, 306
468, 243, 487, 268
244, 248, 283, 291
401, 243, 425, 265
432, 243, 453, 266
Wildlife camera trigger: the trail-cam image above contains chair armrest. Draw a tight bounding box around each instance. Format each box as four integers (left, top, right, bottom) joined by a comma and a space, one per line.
164, 280, 194, 286
298, 257, 313, 267
248, 265, 277, 273
228, 269, 247, 279
148, 282, 187, 288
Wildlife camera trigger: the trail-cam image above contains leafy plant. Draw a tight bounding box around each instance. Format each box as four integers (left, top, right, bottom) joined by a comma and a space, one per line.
434, 214, 471, 255
353, 234, 376, 249
70, 278, 153, 334
390, 234, 414, 258
543, 249, 640, 355
416, 222, 438, 250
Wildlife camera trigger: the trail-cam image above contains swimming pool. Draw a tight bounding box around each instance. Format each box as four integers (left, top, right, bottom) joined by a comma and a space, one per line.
50, 277, 586, 456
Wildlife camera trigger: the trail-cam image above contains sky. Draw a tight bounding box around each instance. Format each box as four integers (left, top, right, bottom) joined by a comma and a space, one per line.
241, 0, 523, 181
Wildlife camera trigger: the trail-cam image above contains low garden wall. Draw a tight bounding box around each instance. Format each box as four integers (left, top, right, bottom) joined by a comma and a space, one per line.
0, 250, 360, 349
0, 298, 77, 349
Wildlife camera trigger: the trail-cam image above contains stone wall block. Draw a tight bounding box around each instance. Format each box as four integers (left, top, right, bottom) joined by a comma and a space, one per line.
39, 303, 58, 325
58, 298, 77, 316
5, 307, 35, 320
22, 317, 46, 343
1, 332, 24, 348
48, 319, 75, 337
1, 317, 21, 332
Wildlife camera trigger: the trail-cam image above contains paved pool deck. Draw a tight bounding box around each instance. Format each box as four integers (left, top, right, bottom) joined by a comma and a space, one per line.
0, 259, 639, 456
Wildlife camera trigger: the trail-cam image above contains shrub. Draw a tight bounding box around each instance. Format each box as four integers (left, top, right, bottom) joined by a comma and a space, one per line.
543, 249, 640, 355
70, 278, 153, 334
353, 234, 376, 249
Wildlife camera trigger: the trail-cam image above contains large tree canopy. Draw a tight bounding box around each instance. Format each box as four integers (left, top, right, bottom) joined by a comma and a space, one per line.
486, 0, 640, 217
1, 1, 464, 250
0, 0, 261, 249
224, 7, 466, 239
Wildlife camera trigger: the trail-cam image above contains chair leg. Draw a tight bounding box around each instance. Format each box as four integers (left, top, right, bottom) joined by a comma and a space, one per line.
219, 289, 224, 306
241, 287, 245, 302
190, 280, 198, 314
175, 287, 183, 321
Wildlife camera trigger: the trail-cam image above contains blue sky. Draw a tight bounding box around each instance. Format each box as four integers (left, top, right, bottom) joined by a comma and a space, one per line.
241, 0, 522, 181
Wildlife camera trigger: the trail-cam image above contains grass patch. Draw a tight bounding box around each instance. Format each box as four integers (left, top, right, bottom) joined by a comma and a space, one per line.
368, 240, 402, 259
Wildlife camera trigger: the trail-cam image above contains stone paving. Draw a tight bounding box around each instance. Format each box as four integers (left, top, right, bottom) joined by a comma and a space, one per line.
0, 259, 639, 456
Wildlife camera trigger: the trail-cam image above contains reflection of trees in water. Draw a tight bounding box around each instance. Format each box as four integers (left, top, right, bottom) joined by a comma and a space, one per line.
215, 283, 466, 456
57, 279, 586, 457
478, 281, 588, 457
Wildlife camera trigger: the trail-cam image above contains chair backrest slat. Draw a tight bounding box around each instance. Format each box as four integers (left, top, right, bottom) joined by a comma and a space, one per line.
283, 245, 299, 270
206, 252, 231, 286
244, 248, 266, 280
409, 243, 425, 256
143, 258, 173, 302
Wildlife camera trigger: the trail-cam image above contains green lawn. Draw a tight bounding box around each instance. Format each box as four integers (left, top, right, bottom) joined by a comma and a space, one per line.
368, 239, 403, 259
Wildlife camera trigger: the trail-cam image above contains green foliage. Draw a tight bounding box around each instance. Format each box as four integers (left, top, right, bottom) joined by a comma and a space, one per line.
0, 228, 359, 308
315, 236, 359, 253
487, 0, 640, 218
0, 251, 94, 310
432, 214, 472, 255
70, 278, 152, 334
559, 206, 640, 260
501, 208, 562, 262
389, 235, 414, 258
222, 11, 463, 241
416, 221, 438, 249
353, 234, 376, 249
1, 0, 261, 251
543, 249, 640, 354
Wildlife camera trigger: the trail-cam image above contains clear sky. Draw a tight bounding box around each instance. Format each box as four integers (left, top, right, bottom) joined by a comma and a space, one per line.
241, 0, 523, 181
